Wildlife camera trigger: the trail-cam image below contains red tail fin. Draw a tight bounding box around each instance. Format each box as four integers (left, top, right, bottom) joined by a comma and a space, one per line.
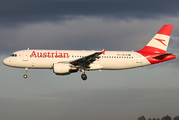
137, 25, 173, 54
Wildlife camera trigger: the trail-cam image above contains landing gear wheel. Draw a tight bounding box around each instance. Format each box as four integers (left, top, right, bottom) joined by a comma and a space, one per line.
81, 74, 87, 81
23, 74, 28, 79
23, 68, 28, 79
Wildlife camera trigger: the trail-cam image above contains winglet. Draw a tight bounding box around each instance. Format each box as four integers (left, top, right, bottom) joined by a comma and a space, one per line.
101, 49, 106, 55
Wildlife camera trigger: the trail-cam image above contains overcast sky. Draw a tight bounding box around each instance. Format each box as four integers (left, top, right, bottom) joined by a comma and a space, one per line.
1, 1, 179, 120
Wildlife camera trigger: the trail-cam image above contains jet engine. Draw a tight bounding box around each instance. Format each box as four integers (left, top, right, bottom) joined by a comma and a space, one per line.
53, 63, 78, 75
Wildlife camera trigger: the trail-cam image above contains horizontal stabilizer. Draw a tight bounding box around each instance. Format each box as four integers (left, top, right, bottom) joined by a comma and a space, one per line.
153, 53, 173, 60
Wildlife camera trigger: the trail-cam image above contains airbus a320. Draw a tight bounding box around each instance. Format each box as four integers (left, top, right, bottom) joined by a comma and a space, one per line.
3, 25, 176, 80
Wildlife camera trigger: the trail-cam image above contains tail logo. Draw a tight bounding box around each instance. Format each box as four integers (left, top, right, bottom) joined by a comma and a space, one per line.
154, 38, 166, 46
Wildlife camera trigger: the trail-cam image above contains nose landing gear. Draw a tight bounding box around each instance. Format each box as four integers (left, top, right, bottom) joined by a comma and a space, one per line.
23, 68, 28, 79
23, 74, 28, 79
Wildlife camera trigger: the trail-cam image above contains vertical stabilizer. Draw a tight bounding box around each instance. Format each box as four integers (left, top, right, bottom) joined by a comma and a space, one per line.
138, 25, 173, 53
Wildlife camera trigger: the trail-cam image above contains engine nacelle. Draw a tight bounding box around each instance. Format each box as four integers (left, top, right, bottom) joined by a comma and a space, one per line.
53, 63, 78, 75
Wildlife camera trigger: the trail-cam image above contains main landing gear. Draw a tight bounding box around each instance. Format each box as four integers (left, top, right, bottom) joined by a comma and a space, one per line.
80, 69, 87, 81
23, 68, 28, 79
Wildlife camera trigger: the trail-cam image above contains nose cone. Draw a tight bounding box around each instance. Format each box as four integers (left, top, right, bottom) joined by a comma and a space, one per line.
3, 58, 9, 66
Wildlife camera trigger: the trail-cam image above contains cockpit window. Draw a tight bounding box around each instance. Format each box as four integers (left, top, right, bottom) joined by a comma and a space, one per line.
10, 54, 17, 57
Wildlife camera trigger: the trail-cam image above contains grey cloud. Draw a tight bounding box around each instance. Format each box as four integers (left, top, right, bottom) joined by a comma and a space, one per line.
0, 1, 179, 26
0, 18, 159, 53
1, 17, 179, 54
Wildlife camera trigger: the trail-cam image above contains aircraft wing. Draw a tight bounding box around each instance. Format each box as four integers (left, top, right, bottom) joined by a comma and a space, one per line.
69, 50, 106, 68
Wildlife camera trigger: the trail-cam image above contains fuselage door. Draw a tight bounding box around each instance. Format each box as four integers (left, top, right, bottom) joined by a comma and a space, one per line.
136, 53, 142, 63
23, 51, 28, 61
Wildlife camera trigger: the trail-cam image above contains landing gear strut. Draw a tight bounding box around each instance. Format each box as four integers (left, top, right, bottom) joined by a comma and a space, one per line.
23, 68, 28, 79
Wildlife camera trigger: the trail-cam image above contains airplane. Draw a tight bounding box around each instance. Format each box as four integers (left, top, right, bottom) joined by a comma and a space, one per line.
3, 25, 176, 80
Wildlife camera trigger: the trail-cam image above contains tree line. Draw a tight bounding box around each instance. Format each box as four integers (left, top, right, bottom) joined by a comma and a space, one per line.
138, 115, 179, 120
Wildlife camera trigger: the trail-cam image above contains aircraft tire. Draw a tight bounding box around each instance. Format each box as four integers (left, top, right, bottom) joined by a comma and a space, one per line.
23, 74, 28, 79
81, 74, 87, 81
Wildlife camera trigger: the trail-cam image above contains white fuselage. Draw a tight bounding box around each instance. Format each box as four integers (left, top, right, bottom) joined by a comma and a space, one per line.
3, 49, 150, 70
